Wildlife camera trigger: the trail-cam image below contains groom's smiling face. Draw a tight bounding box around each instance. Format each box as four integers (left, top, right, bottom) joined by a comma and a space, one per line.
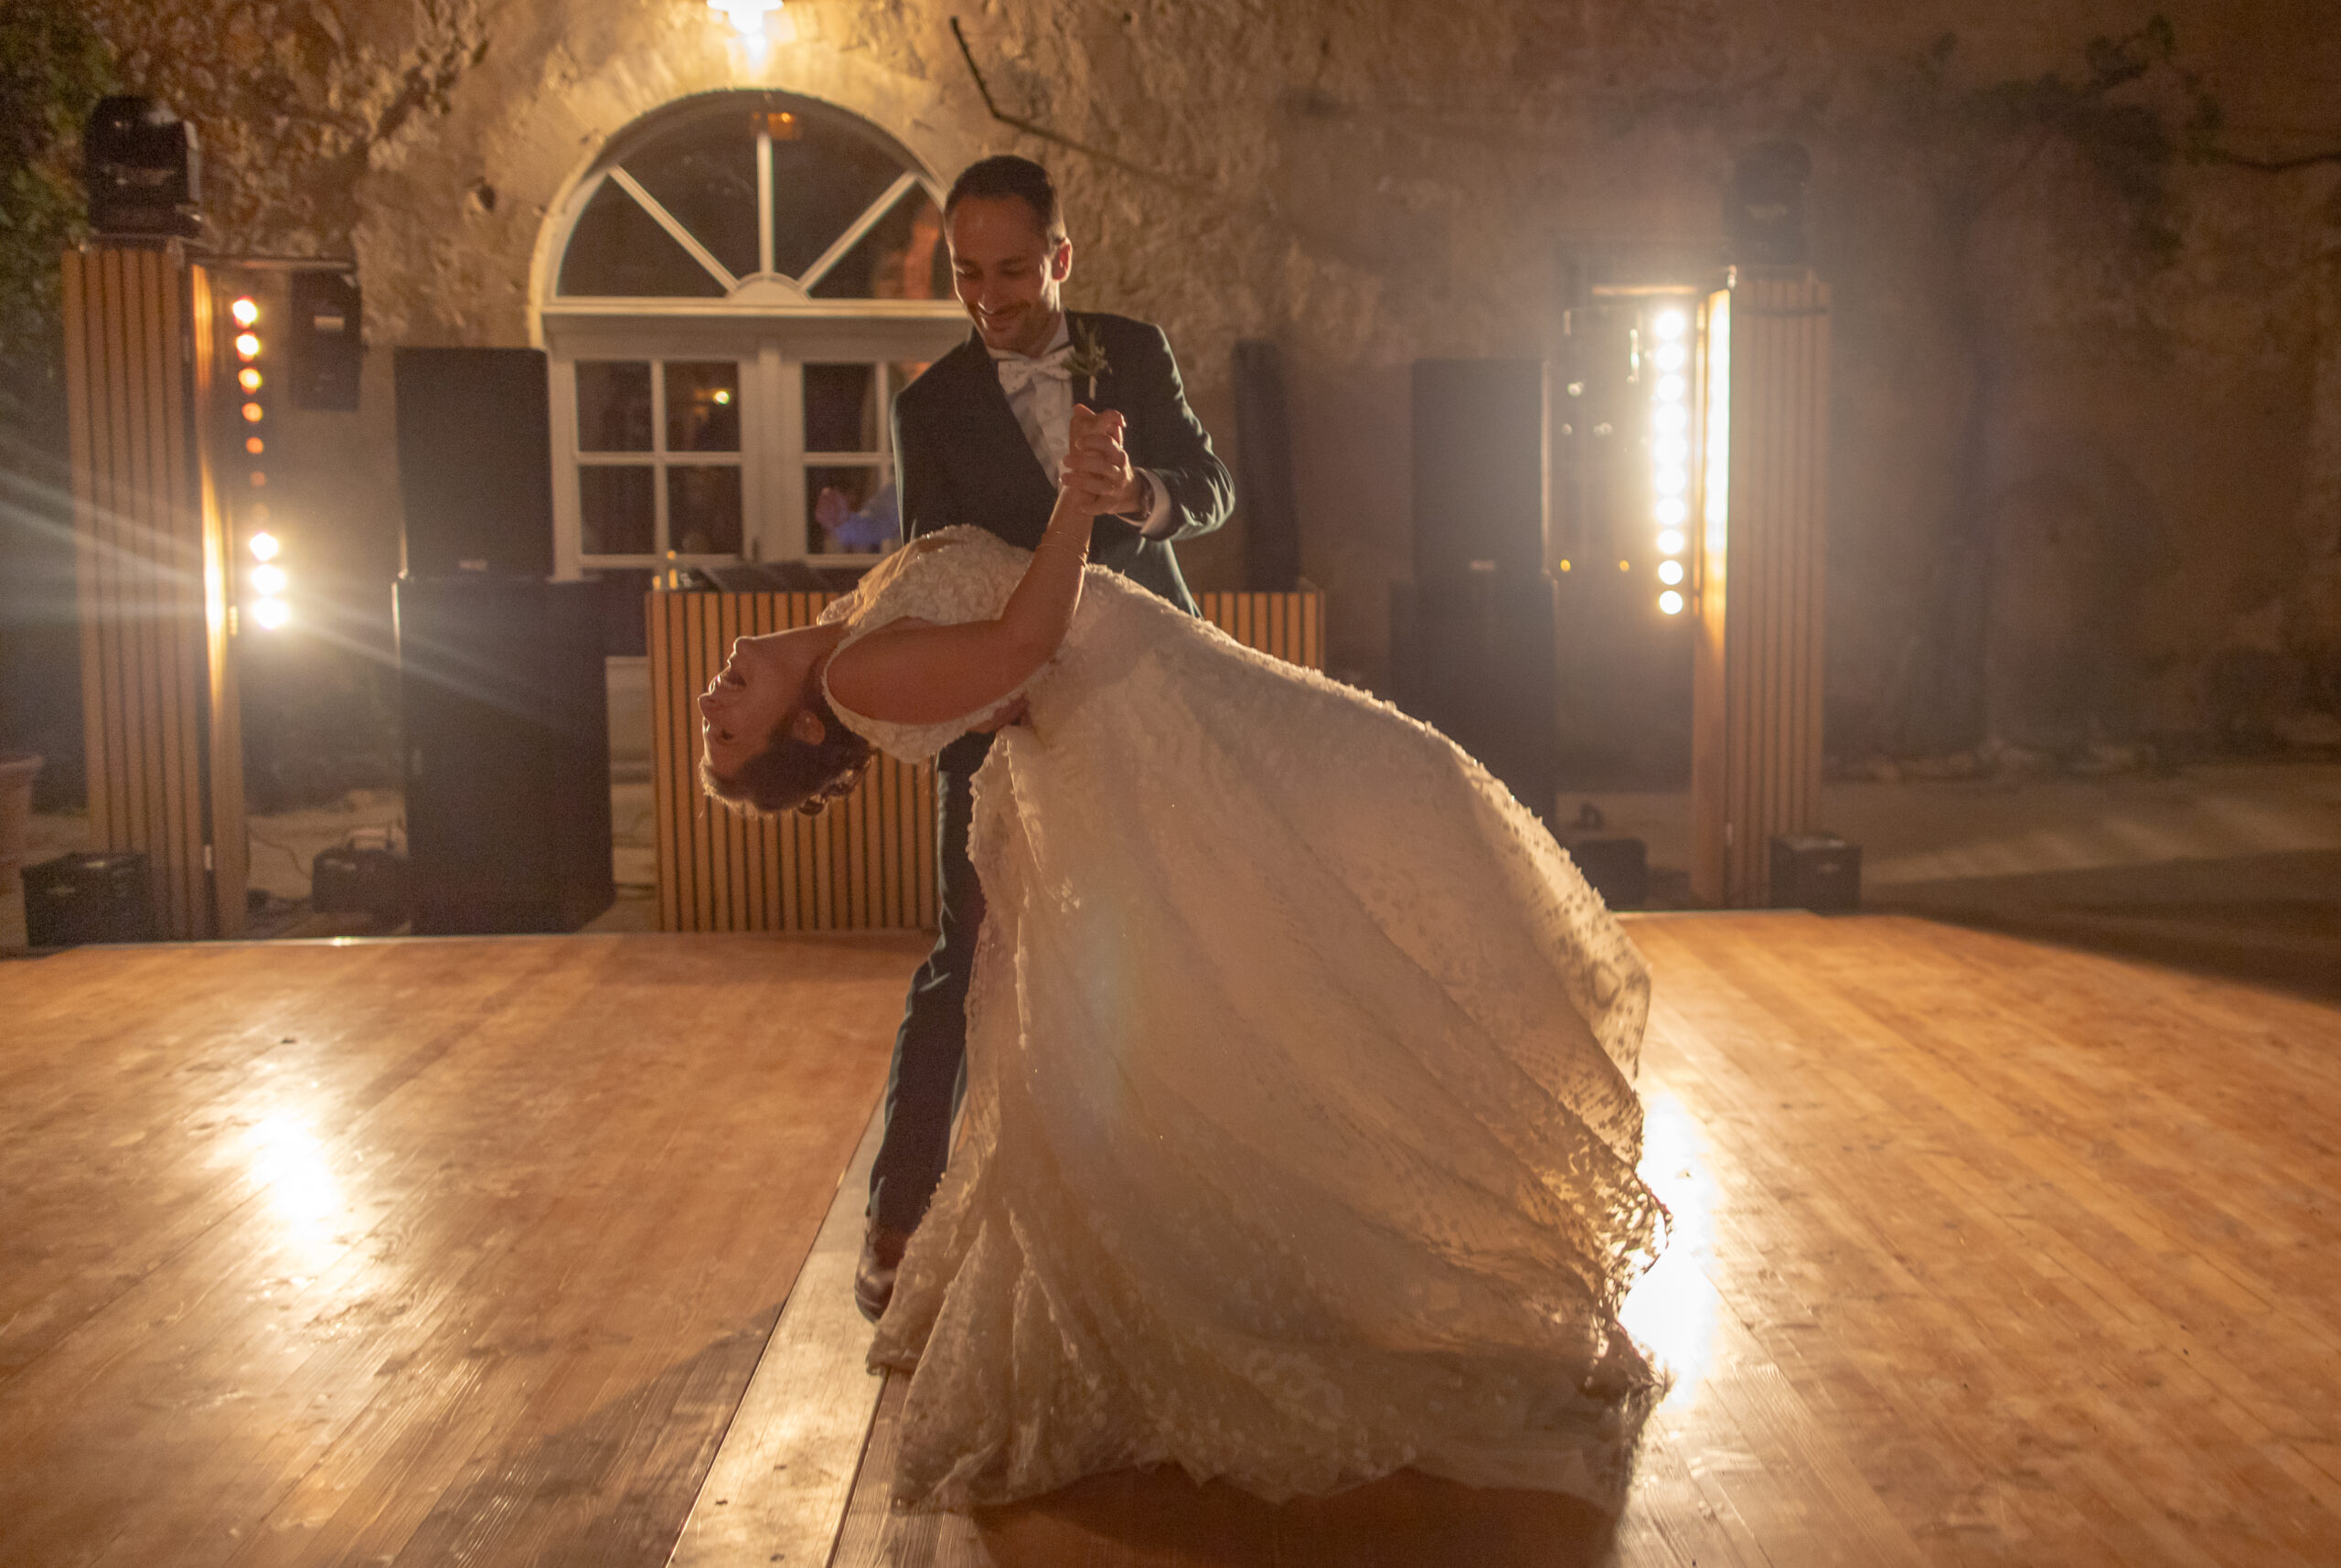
947, 194, 1071, 359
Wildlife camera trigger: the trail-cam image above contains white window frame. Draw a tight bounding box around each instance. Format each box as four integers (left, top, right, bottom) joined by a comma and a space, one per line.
537, 95, 968, 579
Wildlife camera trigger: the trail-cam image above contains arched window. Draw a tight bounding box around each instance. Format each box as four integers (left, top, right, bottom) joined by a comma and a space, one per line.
540, 93, 968, 574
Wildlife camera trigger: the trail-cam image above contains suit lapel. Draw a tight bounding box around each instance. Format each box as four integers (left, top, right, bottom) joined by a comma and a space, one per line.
936, 329, 1057, 547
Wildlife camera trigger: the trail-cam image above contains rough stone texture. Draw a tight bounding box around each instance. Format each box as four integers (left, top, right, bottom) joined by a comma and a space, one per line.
73, 0, 2341, 752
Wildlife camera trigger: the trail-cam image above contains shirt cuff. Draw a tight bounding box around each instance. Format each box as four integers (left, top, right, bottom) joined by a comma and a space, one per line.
1124, 469, 1175, 539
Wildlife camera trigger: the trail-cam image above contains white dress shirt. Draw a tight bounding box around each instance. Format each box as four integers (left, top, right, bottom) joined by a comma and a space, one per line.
990, 316, 1174, 538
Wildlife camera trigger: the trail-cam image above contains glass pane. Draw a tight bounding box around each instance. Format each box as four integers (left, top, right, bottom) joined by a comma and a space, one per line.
810, 186, 950, 300
576, 361, 653, 452
623, 113, 759, 283
557, 178, 726, 298
580, 466, 655, 555
804, 364, 879, 453
768, 106, 911, 279
665, 362, 741, 452
668, 466, 743, 556
807, 465, 895, 555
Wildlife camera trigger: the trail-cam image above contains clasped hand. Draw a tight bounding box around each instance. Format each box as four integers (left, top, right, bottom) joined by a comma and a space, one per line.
1060, 405, 1139, 517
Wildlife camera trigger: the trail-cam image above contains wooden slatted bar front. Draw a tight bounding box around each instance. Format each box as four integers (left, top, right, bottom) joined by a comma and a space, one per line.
647, 584, 1328, 933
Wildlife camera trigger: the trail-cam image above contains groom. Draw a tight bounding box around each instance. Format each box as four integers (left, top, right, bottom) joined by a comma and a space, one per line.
856, 155, 1235, 1319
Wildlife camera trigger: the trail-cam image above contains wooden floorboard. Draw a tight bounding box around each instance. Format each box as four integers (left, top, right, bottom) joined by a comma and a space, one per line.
827, 913, 2341, 1567
11, 915, 2341, 1566
0, 932, 923, 1568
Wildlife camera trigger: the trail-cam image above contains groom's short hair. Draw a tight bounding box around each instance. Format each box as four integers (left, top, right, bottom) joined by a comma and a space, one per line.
946, 155, 1066, 245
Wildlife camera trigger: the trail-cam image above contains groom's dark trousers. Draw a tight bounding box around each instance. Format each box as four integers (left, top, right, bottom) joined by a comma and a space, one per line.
868, 312, 1234, 1234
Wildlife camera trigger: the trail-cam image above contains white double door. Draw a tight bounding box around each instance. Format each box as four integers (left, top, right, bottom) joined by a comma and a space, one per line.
547, 313, 967, 575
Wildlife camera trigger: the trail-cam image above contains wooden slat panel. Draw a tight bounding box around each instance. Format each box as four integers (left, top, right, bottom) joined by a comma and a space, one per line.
61, 246, 244, 939
650, 588, 1324, 932
1691, 271, 1829, 907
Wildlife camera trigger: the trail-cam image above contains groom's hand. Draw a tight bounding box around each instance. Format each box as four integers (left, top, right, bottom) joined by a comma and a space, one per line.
1063, 405, 1143, 517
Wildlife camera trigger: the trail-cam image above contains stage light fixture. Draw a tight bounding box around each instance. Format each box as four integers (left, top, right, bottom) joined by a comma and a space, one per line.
241, 401, 264, 422
252, 597, 292, 631
251, 563, 287, 595
1656, 467, 1688, 496
235, 331, 261, 359
1658, 560, 1685, 585
1659, 590, 1684, 615
1655, 496, 1689, 528
1654, 435, 1690, 465
245, 437, 264, 455
230, 296, 260, 327
239, 367, 262, 392
1655, 310, 1688, 341
1657, 374, 1687, 403
1653, 403, 1688, 434
250, 530, 280, 560
1658, 529, 1686, 556
1654, 342, 1689, 373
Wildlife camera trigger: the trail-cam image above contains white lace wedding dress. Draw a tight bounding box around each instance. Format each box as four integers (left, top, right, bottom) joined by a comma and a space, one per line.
823, 528, 1665, 1513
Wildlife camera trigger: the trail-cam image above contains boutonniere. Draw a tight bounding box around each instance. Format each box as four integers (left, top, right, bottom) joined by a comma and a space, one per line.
1064, 320, 1112, 403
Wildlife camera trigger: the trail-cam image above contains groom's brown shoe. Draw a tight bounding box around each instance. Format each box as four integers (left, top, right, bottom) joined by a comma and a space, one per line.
854, 1221, 911, 1322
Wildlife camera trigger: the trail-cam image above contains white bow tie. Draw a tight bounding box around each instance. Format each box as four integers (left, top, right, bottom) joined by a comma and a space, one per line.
995, 345, 1074, 397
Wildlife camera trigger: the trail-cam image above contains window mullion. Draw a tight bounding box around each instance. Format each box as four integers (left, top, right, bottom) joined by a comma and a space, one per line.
756, 123, 775, 278
650, 359, 670, 556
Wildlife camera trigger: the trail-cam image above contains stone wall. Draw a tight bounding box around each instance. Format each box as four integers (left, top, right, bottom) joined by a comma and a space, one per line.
75, 0, 2341, 757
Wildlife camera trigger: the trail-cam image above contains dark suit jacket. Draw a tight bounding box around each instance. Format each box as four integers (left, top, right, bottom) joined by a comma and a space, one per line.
892, 310, 1235, 774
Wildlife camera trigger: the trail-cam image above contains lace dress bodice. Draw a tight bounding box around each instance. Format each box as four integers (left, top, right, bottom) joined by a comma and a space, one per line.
819, 528, 1062, 763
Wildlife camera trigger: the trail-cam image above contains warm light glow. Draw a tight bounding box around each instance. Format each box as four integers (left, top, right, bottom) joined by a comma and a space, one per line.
230, 296, 260, 327
235, 332, 262, 359
708, 0, 792, 40
1659, 589, 1685, 615
1654, 310, 1688, 341
1655, 466, 1688, 496
239, 367, 262, 392
251, 563, 287, 595
1657, 374, 1687, 403
712, 388, 732, 405
1619, 1087, 1719, 1411
252, 596, 292, 630
1658, 529, 1686, 556
1658, 559, 1684, 585
241, 401, 264, 422
1703, 291, 1732, 567
1654, 342, 1688, 373
1654, 496, 1689, 528
250, 530, 281, 560
1556, 559, 1572, 571
245, 436, 264, 455
1653, 435, 1690, 465
1618, 560, 1631, 572
1652, 403, 1688, 434
249, 472, 267, 488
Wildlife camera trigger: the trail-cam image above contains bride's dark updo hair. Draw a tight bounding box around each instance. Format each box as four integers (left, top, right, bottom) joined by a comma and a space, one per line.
700, 688, 874, 817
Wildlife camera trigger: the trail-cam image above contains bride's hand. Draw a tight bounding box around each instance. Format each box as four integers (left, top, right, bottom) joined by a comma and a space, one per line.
1058, 406, 1126, 516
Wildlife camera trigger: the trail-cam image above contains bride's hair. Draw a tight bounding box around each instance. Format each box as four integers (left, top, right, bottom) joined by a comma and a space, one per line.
700, 688, 874, 818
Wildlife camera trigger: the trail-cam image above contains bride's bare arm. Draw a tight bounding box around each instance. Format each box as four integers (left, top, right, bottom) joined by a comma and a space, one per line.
825, 409, 1115, 726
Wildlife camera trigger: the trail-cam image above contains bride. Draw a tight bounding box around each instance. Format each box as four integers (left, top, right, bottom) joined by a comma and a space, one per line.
699, 409, 1667, 1514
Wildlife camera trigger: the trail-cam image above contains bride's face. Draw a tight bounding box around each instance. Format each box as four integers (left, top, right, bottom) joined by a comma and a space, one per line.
698, 629, 827, 778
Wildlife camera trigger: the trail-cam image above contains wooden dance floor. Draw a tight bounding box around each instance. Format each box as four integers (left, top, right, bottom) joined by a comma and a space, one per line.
4, 914, 2339, 1566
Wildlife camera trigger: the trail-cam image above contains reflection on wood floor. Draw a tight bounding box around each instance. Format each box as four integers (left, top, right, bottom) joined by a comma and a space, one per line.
5, 914, 2340, 1567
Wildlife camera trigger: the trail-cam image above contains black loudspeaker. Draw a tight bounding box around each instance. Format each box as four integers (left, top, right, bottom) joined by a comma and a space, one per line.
290, 272, 363, 411
1411, 358, 1548, 581
24, 851, 159, 947
1233, 339, 1301, 591
1770, 833, 1861, 912
396, 576, 613, 934
1726, 141, 1812, 267
394, 347, 554, 577
84, 97, 200, 240
1392, 573, 1559, 824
